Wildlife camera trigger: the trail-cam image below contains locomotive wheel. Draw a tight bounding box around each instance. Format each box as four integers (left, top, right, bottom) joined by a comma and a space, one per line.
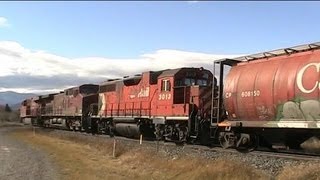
108, 124, 115, 137
236, 134, 259, 153
155, 124, 164, 141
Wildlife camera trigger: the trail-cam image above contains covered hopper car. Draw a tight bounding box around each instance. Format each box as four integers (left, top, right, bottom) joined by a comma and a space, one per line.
215, 42, 320, 150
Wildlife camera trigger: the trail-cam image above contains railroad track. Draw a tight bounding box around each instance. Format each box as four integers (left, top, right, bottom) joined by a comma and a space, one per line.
31, 126, 320, 162
182, 143, 320, 162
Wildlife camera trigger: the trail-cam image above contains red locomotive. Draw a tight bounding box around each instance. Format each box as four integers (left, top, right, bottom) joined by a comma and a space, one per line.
21, 84, 99, 130
20, 42, 320, 151
20, 97, 39, 124
20, 67, 214, 142
89, 67, 213, 142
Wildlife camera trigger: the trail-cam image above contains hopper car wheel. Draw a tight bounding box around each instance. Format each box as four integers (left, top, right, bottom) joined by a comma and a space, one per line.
236, 134, 259, 153
219, 132, 233, 149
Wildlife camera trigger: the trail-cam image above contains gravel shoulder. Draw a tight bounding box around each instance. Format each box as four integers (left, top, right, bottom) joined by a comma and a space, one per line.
0, 126, 58, 180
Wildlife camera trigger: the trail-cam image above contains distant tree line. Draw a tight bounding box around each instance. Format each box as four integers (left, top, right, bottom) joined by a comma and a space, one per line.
0, 104, 18, 122
5, 104, 12, 112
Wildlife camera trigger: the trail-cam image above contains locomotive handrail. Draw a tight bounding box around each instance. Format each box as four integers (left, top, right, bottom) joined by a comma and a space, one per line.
105, 102, 151, 118
149, 88, 158, 117
184, 86, 186, 113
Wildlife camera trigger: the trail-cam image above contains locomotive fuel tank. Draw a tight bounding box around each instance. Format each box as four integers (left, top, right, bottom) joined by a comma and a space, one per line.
114, 123, 140, 138
224, 48, 320, 127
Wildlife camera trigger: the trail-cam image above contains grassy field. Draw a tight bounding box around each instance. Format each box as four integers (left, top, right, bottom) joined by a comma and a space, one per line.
0, 111, 19, 122
277, 163, 320, 180
12, 130, 271, 180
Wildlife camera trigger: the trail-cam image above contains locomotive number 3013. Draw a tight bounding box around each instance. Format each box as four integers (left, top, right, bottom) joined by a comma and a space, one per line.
159, 93, 171, 100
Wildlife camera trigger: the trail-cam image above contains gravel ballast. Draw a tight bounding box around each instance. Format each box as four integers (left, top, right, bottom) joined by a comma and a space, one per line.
0, 126, 58, 180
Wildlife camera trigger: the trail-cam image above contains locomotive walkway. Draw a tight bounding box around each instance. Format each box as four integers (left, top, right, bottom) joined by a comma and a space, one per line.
0, 125, 58, 180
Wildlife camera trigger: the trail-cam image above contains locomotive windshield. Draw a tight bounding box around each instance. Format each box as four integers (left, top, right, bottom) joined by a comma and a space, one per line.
175, 78, 209, 87
80, 85, 99, 95
174, 70, 211, 87
184, 78, 196, 86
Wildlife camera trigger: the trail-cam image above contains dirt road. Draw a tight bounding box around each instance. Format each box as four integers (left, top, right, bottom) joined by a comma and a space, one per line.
0, 126, 58, 180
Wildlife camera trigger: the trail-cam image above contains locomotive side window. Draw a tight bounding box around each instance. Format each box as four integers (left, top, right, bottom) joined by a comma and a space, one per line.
161, 79, 171, 91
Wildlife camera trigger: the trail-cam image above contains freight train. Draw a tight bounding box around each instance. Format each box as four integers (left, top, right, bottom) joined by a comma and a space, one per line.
20, 42, 320, 151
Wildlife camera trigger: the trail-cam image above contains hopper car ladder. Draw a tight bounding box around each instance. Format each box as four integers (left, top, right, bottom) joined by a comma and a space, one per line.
210, 59, 241, 138
211, 61, 224, 126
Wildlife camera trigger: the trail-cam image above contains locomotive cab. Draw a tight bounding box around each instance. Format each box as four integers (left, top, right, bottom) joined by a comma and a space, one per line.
172, 68, 213, 118
156, 67, 215, 142
156, 68, 212, 115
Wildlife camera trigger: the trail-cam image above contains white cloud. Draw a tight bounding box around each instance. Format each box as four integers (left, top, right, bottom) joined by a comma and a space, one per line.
187, 1, 199, 4
0, 17, 10, 27
0, 41, 240, 94
0, 87, 65, 94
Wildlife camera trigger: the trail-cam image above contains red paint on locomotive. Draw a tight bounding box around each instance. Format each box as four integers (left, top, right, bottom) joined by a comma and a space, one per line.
97, 68, 213, 119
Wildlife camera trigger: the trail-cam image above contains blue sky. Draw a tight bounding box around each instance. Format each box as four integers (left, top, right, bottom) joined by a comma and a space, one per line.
0, 1, 319, 58
0, 1, 320, 94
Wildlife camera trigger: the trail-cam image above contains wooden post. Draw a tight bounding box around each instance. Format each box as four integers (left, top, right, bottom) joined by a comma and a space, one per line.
112, 138, 116, 158
33, 127, 35, 136
139, 134, 143, 145
156, 140, 159, 153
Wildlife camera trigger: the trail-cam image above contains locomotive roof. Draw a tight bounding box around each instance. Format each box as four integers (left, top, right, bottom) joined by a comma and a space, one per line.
215, 42, 320, 66
100, 67, 207, 85
100, 76, 142, 85
158, 68, 181, 78
33, 93, 57, 102
158, 67, 207, 78
64, 84, 98, 91
39, 93, 57, 99
100, 69, 166, 85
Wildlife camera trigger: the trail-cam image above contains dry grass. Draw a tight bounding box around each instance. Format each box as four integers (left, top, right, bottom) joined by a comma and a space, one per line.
12, 129, 270, 180
277, 163, 320, 180
301, 137, 320, 153
0, 121, 23, 127
0, 111, 19, 122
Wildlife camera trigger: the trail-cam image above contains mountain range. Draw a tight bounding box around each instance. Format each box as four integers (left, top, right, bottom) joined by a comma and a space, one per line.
0, 91, 37, 110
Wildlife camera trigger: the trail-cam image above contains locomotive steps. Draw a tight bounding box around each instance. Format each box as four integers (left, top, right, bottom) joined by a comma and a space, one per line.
10, 126, 320, 180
